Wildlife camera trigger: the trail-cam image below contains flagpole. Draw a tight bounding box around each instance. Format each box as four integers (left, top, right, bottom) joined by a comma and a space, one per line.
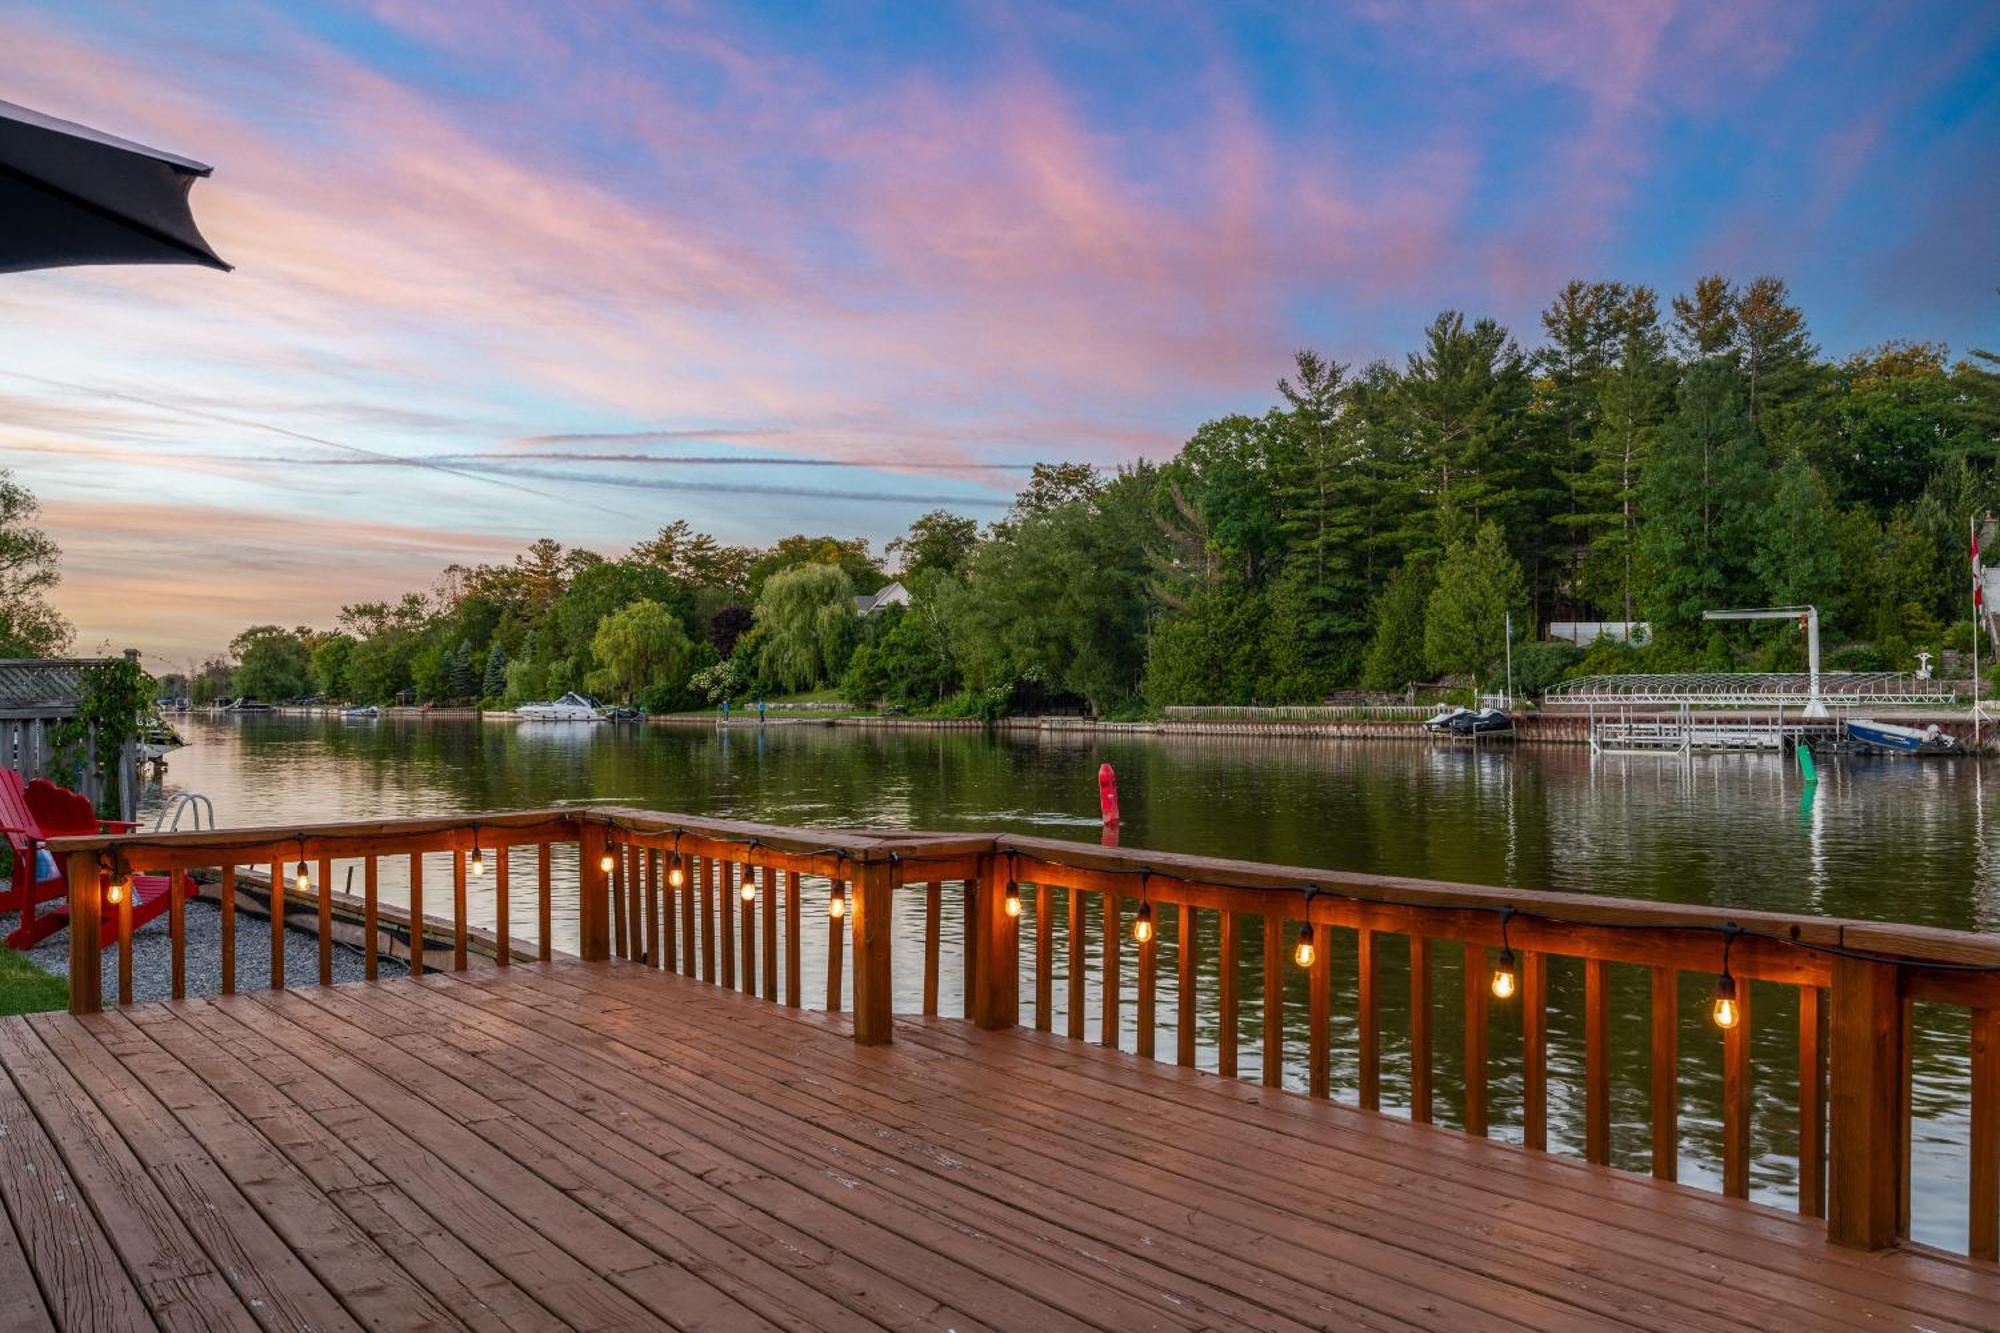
1974, 514, 1982, 751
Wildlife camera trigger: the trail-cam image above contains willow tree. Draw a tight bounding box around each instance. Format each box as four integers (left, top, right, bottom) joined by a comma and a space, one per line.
587, 599, 693, 703
753, 563, 855, 692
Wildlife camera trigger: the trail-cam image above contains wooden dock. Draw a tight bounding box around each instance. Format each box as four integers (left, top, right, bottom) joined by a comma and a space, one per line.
3, 957, 1993, 1332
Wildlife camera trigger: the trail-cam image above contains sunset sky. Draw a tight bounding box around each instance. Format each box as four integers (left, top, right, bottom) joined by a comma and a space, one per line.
2, 1, 1996, 667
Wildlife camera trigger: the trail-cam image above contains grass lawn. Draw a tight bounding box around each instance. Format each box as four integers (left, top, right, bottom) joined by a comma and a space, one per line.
0, 945, 66, 1017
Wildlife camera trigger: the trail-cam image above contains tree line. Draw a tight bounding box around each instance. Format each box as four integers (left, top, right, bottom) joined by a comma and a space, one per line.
58, 273, 2000, 714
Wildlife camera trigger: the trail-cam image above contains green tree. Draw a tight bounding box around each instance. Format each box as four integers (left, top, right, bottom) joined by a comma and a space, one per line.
482, 641, 508, 699
1637, 362, 1767, 628
586, 600, 694, 703
311, 632, 357, 698
228, 625, 311, 701
1361, 559, 1434, 692
1754, 453, 1843, 614
1423, 522, 1529, 682
1670, 274, 1738, 362
752, 563, 856, 692
1578, 287, 1670, 623
888, 510, 980, 579
1734, 276, 1816, 432
0, 469, 72, 655
1143, 587, 1271, 707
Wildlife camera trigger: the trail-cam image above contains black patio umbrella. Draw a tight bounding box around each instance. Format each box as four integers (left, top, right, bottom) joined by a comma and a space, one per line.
0, 98, 229, 274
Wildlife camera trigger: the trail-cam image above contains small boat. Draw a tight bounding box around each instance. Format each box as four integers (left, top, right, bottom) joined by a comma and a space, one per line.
515, 692, 605, 722
135, 714, 186, 763
221, 697, 272, 713
603, 706, 642, 722
1846, 719, 1960, 754
1446, 707, 1514, 737
340, 705, 381, 719
1422, 706, 1470, 733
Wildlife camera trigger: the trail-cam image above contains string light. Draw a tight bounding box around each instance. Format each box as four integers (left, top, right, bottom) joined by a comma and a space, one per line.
667, 834, 685, 889
1293, 923, 1316, 970
468, 825, 485, 877
741, 873, 757, 903
104, 856, 128, 907
1002, 851, 1022, 919
599, 842, 617, 874
294, 837, 310, 893
1712, 925, 1741, 1030
829, 882, 848, 919
1491, 906, 1518, 1000
1133, 901, 1154, 944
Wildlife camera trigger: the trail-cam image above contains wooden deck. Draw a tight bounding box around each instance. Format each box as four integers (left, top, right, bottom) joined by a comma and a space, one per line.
0, 960, 1991, 1332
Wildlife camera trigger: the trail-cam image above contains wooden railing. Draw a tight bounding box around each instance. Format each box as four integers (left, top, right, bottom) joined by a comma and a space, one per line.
51, 807, 2000, 1262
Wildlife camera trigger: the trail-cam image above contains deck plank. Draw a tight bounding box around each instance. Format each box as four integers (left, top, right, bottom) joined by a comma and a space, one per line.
4, 959, 1996, 1333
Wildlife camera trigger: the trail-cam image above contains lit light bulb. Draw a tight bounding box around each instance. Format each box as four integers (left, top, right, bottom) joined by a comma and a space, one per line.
1293, 923, 1316, 970
829, 886, 847, 920
1490, 948, 1518, 1000
1003, 881, 1022, 919
599, 846, 617, 874
1132, 901, 1154, 943
107, 876, 128, 907
667, 856, 685, 889
469, 846, 485, 877
1712, 974, 1739, 1030
294, 859, 310, 893
741, 878, 756, 903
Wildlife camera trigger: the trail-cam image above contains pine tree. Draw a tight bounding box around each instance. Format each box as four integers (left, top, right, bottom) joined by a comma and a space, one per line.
1734, 276, 1816, 433
1360, 559, 1433, 692
1637, 362, 1768, 629
447, 638, 480, 702
1670, 274, 1738, 362
1579, 286, 1670, 624
1533, 281, 1627, 617
1754, 452, 1843, 615
482, 642, 508, 699
1423, 523, 1530, 682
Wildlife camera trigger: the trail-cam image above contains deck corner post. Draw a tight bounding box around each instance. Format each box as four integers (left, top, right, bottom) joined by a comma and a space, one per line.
1827, 954, 1903, 1250
578, 822, 611, 962
969, 851, 1019, 1031
851, 858, 895, 1045
65, 850, 102, 1014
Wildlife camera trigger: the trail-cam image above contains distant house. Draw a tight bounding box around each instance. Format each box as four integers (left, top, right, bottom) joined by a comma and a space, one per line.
853, 581, 911, 617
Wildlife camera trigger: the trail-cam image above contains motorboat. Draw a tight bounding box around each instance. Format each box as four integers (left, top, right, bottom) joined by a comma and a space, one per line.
134, 714, 186, 763
1445, 707, 1514, 737
221, 697, 272, 713
1846, 719, 1960, 754
340, 705, 381, 719
515, 692, 605, 722
603, 706, 642, 722
1422, 705, 1470, 732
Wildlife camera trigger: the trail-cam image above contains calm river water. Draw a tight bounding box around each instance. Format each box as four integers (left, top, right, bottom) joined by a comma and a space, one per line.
148, 714, 1992, 1250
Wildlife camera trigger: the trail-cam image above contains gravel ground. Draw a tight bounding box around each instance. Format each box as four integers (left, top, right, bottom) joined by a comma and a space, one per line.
2, 891, 403, 1007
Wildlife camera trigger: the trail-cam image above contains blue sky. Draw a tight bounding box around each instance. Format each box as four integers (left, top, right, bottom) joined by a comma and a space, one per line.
0, 1, 1995, 663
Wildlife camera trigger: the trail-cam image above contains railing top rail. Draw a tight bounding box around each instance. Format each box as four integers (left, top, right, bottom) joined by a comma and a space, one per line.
49, 806, 582, 860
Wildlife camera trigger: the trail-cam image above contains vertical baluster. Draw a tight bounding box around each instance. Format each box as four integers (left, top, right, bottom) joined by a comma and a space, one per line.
719, 861, 736, 988
1723, 976, 1753, 1198
1799, 984, 1825, 1217
962, 878, 979, 1022
363, 858, 379, 981
1177, 903, 1197, 1068
1309, 918, 1331, 1098
168, 871, 185, 1002
1262, 915, 1283, 1088
1101, 890, 1122, 1049
611, 849, 628, 960
1523, 950, 1547, 1151
1067, 887, 1085, 1042
220, 864, 236, 995
1218, 909, 1238, 1079
1897, 998, 1913, 1238
1136, 899, 1156, 1060
660, 851, 677, 973
1356, 926, 1377, 1109
629, 845, 646, 963
1585, 957, 1611, 1165
495, 845, 511, 967
269, 859, 285, 990
452, 850, 469, 972
117, 865, 134, 1007
784, 870, 801, 1006
537, 843, 552, 963
407, 853, 424, 978
1650, 965, 1677, 1179
923, 880, 941, 1017
681, 856, 698, 977
700, 857, 716, 983
826, 879, 845, 1012
1410, 935, 1432, 1123
1463, 939, 1487, 1133
1971, 1005, 1997, 1263
645, 849, 659, 968
740, 862, 756, 995
318, 857, 334, 985
762, 864, 778, 1001
1035, 884, 1053, 1032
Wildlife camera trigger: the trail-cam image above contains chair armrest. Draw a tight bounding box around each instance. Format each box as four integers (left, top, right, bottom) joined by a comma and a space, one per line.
96, 820, 141, 832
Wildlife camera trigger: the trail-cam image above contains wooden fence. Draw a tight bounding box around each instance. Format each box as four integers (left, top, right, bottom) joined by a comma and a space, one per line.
50, 806, 2000, 1262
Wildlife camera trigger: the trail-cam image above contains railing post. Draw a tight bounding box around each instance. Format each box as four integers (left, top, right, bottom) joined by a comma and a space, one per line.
969, 851, 1018, 1031
65, 851, 101, 1014
578, 822, 610, 962
851, 858, 895, 1045
1827, 955, 1903, 1250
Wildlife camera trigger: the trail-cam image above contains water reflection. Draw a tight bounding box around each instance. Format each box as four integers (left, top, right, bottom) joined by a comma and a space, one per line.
149, 716, 1996, 1249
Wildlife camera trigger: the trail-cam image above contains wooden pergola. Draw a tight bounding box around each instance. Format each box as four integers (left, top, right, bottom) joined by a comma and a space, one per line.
0, 652, 140, 821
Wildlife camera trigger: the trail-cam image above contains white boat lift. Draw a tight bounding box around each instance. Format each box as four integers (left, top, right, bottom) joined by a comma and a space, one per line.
1703, 606, 1829, 716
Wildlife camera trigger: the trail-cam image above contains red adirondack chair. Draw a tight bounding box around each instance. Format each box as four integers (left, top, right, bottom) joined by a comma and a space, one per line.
1, 770, 177, 949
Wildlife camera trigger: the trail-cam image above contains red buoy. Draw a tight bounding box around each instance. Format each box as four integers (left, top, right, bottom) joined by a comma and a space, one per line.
1098, 762, 1121, 826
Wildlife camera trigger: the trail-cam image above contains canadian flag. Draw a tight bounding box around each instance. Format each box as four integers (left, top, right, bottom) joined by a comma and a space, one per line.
1975, 521, 1984, 609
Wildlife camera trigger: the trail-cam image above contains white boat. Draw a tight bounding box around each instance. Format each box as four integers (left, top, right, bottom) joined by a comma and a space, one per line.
340, 705, 380, 719
515, 692, 604, 722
